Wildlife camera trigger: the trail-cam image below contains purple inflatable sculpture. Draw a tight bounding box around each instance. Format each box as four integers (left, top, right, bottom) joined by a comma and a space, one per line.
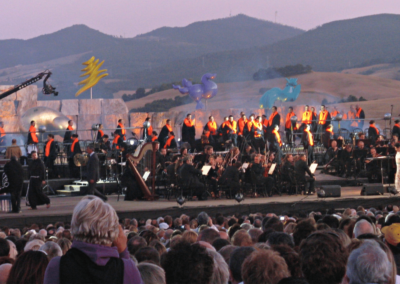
173, 73, 218, 109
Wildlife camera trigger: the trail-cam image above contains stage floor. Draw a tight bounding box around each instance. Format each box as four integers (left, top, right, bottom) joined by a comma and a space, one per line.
2, 184, 400, 228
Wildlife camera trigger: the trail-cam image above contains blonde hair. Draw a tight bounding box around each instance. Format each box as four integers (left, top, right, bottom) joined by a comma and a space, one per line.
182, 231, 198, 244
71, 196, 119, 245
137, 262, 166, 284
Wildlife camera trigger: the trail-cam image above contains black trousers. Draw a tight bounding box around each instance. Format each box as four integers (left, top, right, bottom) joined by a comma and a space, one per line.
306, 146, 314, 165
285, 129, 294, 144
270, 142, 282, 165
45, 157, 58, 179
305, 176, 315, 193
11, 191, 21, 213
182, 135, 196, 152
252, 138, 265, 154
87, 182, 107, 201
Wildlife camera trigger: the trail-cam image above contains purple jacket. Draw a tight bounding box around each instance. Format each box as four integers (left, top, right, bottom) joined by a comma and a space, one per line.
44, 241, 143, 284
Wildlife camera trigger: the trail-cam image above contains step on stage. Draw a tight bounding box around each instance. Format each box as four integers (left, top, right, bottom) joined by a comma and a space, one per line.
1, 173, 399, 227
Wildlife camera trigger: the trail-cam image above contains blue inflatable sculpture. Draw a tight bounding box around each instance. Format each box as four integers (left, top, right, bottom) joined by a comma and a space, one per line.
259, 78, 301, 109
173, 73, 218, 109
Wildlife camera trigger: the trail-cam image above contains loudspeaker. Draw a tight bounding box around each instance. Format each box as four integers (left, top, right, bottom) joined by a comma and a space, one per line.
318, 185, 341, 198
361, 184, 384, 196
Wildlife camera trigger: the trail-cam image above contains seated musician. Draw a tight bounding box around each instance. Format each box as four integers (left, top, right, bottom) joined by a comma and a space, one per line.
164, 131, 177, 150
229, 146, 241, 165
179, 156, 207, 200
354, 140, 368, 175
166, 156, 179, 180
194, 145, 213, 168
270, 125, 283, 165
294, 154, 315, 195
322, 124, 334, 149
359, 133, 366, 140
281, 154, 295, 193
375, 135, 386, 147
368, 120, 380, 145
241, 145, 254, 163
250, 155, 274, 196
156, 148, 172, 173
100, 135, 111, 153
195, 132, 210, 152
340, 144, 355, 178
179, 147, 188, 158
365, 147, 382, 183
206, 156, 219, 197
323, 140, 340, 175
218, 162, 242, 198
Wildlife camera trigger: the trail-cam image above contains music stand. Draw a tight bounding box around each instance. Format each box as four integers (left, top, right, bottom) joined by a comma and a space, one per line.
143, 171, 151, 181
309, 163, 318, 174
201, 165, 212, 176
268, 163, 276, 175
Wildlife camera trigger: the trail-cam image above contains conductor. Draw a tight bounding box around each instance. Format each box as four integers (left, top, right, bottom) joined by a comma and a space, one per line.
86, 144, 107, 201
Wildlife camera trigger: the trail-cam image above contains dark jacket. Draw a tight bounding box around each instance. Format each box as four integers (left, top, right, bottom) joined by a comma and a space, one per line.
294, 160, 313, 182
368, 126, 379, 143
324, 147, 339, 164
69, 141, 82, 158
158, 125, 170, 148
44, 140, 57, 160
87, 153, 99, 182
29, 158, 45, 180
219, 166, 240, 185
179, 163, 201, 184
322, 131, 334, 149
182, 123, 195, 139
0, 159, 24, 195
393, 125, 400, 138
63, 128, 73, 142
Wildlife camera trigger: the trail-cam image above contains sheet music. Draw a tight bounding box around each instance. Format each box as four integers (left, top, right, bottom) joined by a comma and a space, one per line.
309, 163, 318, 174
143, 171, 150, 181
268, 163, 276, 175
202, 165, 212, 175
242, 163, 249, 169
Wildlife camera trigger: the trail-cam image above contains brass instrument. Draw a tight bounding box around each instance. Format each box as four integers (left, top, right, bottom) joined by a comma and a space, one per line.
126, 142, 159, 201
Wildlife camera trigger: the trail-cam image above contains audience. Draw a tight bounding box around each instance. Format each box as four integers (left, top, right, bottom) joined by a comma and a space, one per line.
1, 197, 400, 284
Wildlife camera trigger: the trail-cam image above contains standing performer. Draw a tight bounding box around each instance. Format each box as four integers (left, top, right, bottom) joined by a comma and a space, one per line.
204, 116, 218, 144
252, 116, 265, 153
300, 105, 312, 133
237, 112, 248, 147
270, 125, 283, 165
368, 120, 380, 144
316, 105, 331, 141
143, 117, 153, 142
26, 151, 50, 210
330, 106, 340, 132
322, 124, 334, 149
164, 132, 177, 150
302, 124, 314, 165
311, 107, 317, 133
182, 114, 196, 150
0, 122, 6, 146
85, 144, 107, 201
159, 119, 173, 148
116, 119, 126, 141
227, 115, 238, 146
63, 120, 74, 143
267, 106, 281, 139
96, 124, 105, 142
27, 120, 39, 145
0, 157, 23, 213
285, 107, 296, 144
355, 105, 365, 130
112, 131, 123, 150
44, 134, 58, 179
395, 143, 400, 191
69, 134, 82, 178
393, 120, 400, 138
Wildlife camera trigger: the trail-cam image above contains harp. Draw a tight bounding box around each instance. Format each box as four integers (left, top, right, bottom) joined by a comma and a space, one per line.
126, 141, 159, 201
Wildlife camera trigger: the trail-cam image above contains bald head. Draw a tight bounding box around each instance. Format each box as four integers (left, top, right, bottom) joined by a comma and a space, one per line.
353, 220, 374, 238
0, 263, 12, 284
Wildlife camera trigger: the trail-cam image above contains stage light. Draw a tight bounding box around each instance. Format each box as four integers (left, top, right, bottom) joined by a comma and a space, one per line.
334, 114, 343, 121
38, 126, 46, 133
143, 121, 150, 128
384, 113, 392, 121
91, 124, 99, 131
234, 193, 244, 203
177, 195, 186, 206
317, 189, 326, 198
387, 187, 398, 195
290, 116, 298, 122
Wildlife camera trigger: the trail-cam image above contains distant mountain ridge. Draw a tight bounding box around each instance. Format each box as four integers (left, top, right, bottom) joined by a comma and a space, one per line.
0, 14, 304, 99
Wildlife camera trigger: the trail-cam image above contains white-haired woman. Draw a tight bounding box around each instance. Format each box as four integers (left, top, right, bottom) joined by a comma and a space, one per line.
43, 196, 143, 284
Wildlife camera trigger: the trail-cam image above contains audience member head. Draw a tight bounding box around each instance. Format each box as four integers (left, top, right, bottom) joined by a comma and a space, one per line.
128, 236, 147, 256
272, 245, 303, 279
248, 228, 262, 244
39, 241, 62, 260
208, 249, 230, 284
57, 238, 72, 255
263, 217, 284, 232
229, 246, 256, 284
267, 232, 295, 248
212, 238, 230, 251
24, 239, 45, 251
0, 263, 12, 284
293, 219, 316, 247
232, 230, 253, 247
137, 262, 166, 284
197, 228, 220, 245
6, 251, 49, 284
0, 239, 9, 257
135, 247, 161, 266
353, 219, 375, 238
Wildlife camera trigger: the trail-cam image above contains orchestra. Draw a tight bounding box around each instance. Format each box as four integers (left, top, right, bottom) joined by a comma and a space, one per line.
5, 102, 400, 202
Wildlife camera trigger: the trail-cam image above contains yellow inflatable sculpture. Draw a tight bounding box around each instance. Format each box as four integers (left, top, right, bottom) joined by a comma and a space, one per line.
75, 56, 109, 97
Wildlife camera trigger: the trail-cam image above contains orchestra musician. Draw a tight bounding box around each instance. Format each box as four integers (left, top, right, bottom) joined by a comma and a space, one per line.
68, 134, 82, 178
355, 105, 365, 130
393, 120, 400, 139
365, 147, 382, 183
116, 119, 126, 141
194, 145, 214, 168
99, 135, 111, 153
270, 125, 282, 165
267, 106, 281, 140
44, 134, 59, 179
159, 119, 173, 148
206, 156, 219, 197
302, 124, 314, 165
281, 154, 295, 190
340, 144, 355, 178
218, 162, 242, 198
285, 107, 296, 145
143, 117, 153, 142
294, 154, 315, 195
250, 155, 274, 196
204, 116, 218, 144
164, 131, 177, 150
368, 120, 380, 144
241, 145, 253, 163
0, 121, 5, 146
316, 105, 331, 141
182, 114, 196, 151
323, 140, 340, 175
322, 124, 334, 149
156, 148, 172, 174
300, 105, 312, 133
354, 140, 367, 175
63, 120, 74, 143
179, 156, 207, 200
252, 116, 265, 154
96, 124, 105, 142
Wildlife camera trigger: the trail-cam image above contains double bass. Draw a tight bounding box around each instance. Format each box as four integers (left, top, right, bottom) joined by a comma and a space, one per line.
126, 142, 159, 201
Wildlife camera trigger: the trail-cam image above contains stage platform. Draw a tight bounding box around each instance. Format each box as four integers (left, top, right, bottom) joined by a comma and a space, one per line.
2, 183, 400, 228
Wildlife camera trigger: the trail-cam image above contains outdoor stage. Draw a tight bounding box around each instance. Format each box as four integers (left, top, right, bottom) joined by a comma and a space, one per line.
1, 172, 400, 227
